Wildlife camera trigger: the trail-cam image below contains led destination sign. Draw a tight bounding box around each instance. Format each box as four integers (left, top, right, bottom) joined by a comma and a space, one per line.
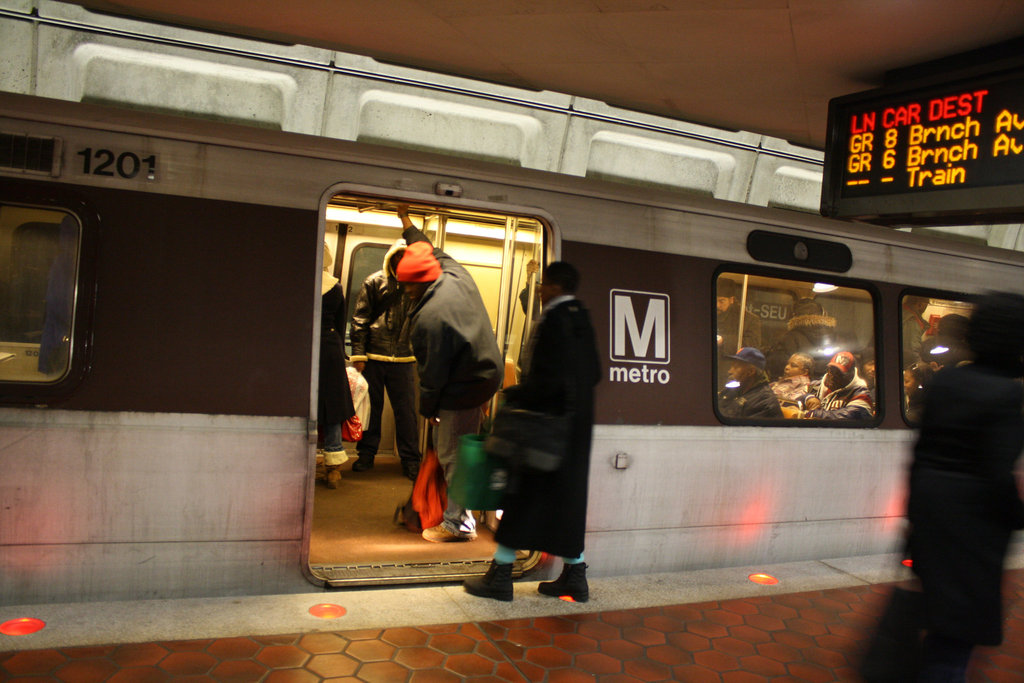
821, 68, 1024, 225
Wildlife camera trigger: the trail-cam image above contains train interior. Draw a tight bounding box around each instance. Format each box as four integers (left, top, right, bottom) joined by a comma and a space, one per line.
309, 196, 547, 586
0, 205, 80, 385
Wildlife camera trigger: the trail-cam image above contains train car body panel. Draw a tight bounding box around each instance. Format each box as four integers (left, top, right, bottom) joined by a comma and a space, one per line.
587, 425, 913, 576
2, 93, 1023, 605
0, 409, 310, 603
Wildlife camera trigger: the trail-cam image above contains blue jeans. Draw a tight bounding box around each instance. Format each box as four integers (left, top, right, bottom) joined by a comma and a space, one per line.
435, 406, 482, 535
324, 423, 343, 452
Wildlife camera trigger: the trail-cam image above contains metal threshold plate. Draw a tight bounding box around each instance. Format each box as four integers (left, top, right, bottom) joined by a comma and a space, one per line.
312, 559, 527, 587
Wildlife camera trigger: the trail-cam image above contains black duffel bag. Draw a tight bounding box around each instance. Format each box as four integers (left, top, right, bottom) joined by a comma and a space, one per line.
484, 405, 571, 472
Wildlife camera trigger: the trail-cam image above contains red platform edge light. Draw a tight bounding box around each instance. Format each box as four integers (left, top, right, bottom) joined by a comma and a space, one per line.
1, 617, 46, 636
901, 558, 914, 568
748, 573, 780, 586
308, 603, 347, 619
558, 595, 577, 602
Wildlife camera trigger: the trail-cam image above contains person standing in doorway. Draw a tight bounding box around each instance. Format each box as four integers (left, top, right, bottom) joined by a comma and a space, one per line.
319, 243, 356, 489
349, 239, 422, 481
463, 261, 601, 602
395, 206, 502, 543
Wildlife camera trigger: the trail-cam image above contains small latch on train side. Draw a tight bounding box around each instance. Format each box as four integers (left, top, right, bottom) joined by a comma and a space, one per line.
613, 452, 630, 469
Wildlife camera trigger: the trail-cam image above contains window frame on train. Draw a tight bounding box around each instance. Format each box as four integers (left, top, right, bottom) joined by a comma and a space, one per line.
0, 180, 96, 403
713, 265, 882, 428
898, 289, 975, 427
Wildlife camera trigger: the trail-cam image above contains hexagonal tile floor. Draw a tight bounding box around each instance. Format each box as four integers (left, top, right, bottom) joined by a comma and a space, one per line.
2, 570, 1021, 682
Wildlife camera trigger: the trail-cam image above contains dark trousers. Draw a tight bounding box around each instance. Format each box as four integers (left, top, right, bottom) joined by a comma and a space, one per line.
919, 633, 972, 682
357, 360, 421, 465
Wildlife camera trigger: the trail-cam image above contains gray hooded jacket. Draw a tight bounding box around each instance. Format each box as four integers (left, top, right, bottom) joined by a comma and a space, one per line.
402, 226, 501, 417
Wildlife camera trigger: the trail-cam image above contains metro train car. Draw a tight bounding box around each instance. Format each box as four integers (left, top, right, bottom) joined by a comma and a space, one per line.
2, 91, 1023, 606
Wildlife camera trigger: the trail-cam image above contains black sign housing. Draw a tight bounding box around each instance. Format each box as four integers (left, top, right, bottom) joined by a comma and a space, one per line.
821, 46, 1024, 226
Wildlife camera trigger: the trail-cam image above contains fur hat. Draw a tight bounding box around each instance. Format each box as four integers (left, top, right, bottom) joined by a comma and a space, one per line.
321, 243, 339, 295
396, 241, 441, 283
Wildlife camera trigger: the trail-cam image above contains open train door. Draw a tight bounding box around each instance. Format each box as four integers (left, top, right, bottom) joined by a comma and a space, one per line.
308, 194, 548, 587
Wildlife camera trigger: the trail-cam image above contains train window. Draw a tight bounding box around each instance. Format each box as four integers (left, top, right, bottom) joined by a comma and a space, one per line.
900, 293, 973, 425
0, 205, 80, 384
715, 272, 877, 425
343, 243, 388, 351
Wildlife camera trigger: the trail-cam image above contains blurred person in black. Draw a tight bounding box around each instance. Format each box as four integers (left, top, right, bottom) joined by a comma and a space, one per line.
902, 362, 933, 425
463, 261, 601, 602
921, 313, 971, 371
905, 292, 1024, 681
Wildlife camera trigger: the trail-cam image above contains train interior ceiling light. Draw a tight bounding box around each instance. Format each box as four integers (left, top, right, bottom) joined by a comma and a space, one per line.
821, 38, 1024, 227
325, 204, 539, 243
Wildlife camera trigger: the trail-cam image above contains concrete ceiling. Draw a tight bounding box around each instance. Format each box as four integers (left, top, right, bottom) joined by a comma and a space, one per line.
69, 0, 1024, 150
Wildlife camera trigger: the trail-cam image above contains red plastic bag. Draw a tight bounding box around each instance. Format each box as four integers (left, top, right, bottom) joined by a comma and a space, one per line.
342, 414, 362, 442
412, 447, 447, 530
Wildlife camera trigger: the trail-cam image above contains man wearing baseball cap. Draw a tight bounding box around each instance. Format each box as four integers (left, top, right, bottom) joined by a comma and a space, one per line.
718, 347, 783, 419
800, 351, 874, 420
395, 206, 502, 543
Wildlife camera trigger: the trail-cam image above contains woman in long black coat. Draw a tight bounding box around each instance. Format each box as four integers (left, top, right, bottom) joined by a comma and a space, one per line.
319, 245, 356, 488
464, 261, 601, 602
907, 292, 1024, 680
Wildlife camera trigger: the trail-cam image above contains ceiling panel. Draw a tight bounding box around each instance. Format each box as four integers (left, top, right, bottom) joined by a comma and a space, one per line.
72, 0, 1024, 148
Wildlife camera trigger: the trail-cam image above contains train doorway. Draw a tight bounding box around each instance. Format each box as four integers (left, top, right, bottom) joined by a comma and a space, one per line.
309, 195, 547, 586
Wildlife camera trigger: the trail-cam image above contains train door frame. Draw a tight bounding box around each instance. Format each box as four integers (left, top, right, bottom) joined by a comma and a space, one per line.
304, 182, 558, 588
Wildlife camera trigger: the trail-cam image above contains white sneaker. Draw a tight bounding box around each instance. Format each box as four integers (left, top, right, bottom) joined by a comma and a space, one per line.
422, 524, 477, 543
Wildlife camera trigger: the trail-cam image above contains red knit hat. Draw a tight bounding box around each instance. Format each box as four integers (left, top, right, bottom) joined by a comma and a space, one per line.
396, 242, 441, 283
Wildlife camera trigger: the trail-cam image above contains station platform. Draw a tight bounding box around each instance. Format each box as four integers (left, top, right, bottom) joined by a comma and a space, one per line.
2, 553, 1022, 682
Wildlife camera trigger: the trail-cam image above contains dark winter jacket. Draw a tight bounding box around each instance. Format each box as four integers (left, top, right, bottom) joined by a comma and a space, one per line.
908, 363, 1024, 645
495, 298, 601, 558
350, 241, 415, 364
319, 283, 356, 425
402, 226, 502, 418
718, 373, 784, 419
765, 313, 837, 380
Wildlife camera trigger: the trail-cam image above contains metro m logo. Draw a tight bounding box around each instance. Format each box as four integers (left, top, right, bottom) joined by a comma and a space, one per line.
609, 289, 670, 364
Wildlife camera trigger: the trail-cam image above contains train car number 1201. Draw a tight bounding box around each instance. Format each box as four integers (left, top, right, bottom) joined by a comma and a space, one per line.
76, 147, 157, 180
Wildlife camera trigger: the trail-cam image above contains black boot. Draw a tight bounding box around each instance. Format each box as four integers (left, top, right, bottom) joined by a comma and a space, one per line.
352, 455, 374, 472
538, 562, 589, 602
401, 460, 420, 481
463, 561, 513, 601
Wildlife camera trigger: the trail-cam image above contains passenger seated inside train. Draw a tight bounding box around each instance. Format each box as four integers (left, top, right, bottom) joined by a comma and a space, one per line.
797, 351, 874, 420
769, 352, 812, 408
717, 347, 783, 420
765, 298, 837, 381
